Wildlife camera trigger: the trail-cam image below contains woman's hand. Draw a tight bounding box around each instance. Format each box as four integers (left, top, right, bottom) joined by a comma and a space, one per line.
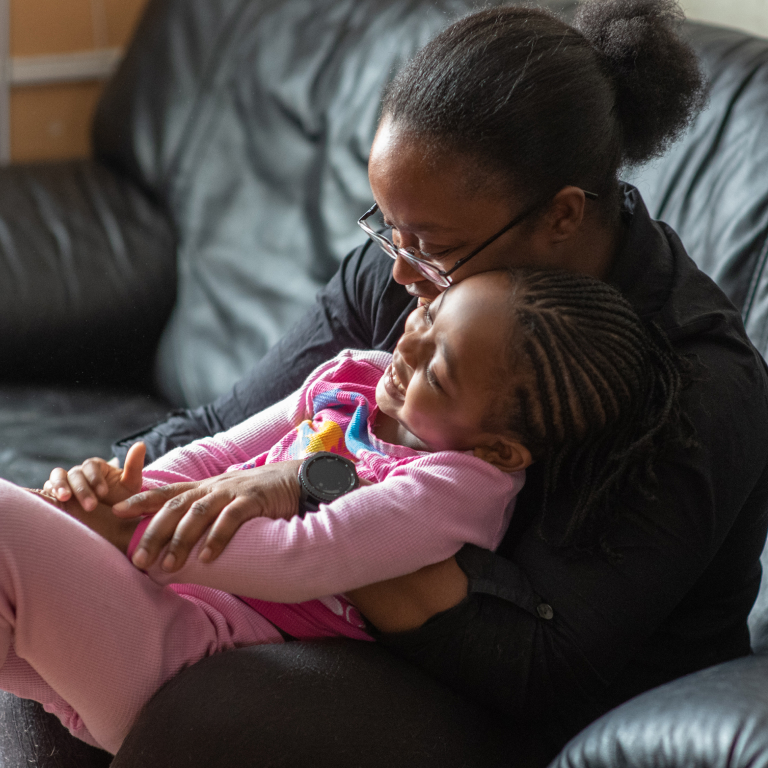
112, 460, 303, 572
347, 557, 469, 633
43, 443, 146, 510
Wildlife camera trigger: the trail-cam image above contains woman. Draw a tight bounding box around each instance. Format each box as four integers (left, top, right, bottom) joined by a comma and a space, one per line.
46, 0, 768, 765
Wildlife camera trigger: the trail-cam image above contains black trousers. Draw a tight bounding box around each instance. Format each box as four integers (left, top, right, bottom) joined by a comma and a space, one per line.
0, 642, 554, 768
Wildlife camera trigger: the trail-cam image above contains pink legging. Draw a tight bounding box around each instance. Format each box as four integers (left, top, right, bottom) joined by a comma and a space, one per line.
0, 479, 283, 754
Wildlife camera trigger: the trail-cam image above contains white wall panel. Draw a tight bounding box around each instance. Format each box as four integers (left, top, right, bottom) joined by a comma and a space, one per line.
682, 0, 768, 37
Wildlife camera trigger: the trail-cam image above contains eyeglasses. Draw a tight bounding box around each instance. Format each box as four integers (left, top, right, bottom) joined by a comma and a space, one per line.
357, 190, 598, 288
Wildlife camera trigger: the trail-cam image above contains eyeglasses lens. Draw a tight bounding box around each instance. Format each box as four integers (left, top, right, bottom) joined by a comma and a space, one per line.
359, 206, 450, 287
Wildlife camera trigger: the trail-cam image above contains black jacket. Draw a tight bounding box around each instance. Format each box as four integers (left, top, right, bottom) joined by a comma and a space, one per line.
115, 185, 768, 741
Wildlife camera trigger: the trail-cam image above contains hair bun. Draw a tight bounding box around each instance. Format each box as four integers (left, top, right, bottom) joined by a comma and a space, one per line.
574, 0, 707, 165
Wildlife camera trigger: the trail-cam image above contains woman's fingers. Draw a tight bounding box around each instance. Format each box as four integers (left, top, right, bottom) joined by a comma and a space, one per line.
113, 482, 197, 517
157, 491, 236, 572
123, 461, 304, 570
129, 486, 210, 569
199, 497, 264, 563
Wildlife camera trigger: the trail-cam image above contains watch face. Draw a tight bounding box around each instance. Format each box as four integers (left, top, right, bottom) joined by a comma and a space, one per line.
306, 456, 358, 497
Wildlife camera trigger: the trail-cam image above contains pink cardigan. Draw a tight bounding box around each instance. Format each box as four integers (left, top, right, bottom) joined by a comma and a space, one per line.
129, 350, 525, 639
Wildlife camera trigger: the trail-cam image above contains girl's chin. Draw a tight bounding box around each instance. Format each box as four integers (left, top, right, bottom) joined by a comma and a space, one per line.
375, 401, 401, 425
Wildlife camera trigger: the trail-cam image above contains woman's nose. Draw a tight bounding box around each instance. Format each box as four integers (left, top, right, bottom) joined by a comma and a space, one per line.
391, 253, 426, 286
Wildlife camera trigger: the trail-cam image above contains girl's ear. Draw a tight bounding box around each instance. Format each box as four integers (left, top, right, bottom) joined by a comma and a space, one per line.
474, 438, 533, 473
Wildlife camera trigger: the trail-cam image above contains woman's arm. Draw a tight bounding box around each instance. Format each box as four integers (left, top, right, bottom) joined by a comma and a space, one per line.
113, 240, 412, 465
375, 364, 768, 729
129, 456, 522, 604
347, 557, 469, 633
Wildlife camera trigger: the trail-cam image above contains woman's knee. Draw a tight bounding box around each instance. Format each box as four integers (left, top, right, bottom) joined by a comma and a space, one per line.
113, 640, 514, 768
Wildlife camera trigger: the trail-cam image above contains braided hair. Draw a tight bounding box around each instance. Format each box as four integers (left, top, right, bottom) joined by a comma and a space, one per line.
494, 269, 694, 555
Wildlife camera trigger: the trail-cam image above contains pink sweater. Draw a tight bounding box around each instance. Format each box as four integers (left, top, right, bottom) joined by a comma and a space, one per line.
130, 350, 525, 640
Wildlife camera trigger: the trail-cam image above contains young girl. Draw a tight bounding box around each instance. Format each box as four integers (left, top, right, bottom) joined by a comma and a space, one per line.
5, 268, 687, 753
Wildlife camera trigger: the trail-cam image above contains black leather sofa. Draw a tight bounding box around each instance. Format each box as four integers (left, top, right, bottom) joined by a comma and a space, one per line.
1, 0, 767, 766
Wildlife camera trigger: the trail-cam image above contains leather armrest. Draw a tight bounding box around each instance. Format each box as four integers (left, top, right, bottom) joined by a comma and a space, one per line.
549, 654, 768, 768
0, 160, 176, 387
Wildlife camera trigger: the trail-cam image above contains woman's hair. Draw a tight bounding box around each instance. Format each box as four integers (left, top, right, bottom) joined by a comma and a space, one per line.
492, 268, 694, 555
382, 0, 706, 210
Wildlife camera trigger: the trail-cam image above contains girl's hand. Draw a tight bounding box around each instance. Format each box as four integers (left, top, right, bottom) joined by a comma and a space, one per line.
27, 488, 138, 553
43, 443, 146, 510
61, 497, 142, 555
112, 460, 303, 572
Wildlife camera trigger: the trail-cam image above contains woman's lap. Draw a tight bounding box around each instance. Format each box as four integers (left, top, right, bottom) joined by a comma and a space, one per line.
113, 640, 553, 768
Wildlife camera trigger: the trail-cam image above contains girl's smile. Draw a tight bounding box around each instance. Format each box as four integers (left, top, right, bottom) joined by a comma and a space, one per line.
382, 362, 407, 399
373, 272, 531, 472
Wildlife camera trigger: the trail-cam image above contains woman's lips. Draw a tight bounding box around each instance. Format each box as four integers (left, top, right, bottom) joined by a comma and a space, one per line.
406, 285, 439, 303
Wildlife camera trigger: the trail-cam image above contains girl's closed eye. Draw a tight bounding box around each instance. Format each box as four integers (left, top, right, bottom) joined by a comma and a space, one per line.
422, 304, 444, 390
425, 365, 443, 391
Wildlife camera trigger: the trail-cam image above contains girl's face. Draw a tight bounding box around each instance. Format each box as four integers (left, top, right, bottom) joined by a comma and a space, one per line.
375, 272, 528, 464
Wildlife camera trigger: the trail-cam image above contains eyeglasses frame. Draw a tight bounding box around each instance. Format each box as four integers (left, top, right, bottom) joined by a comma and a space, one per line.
357, 189, 598, 288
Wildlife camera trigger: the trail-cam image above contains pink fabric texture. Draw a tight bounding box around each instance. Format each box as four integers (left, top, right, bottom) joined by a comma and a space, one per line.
134, 350, 523, 639
0, 350, 522, 752
0, 480, 283, 754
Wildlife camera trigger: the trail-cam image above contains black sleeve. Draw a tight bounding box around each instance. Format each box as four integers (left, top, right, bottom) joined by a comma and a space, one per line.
376, 326, 768, 741
113, 238, 414, 464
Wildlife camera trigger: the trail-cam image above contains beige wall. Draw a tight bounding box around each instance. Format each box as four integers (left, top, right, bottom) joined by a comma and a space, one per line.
8, 0, 148, 163
682, 0, 768, 37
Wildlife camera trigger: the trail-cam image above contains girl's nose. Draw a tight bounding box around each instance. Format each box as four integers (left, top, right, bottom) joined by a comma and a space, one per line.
396, 326, 422, 369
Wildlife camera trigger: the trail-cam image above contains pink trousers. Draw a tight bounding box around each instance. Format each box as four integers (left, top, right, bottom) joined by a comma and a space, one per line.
0, 480, 283, 754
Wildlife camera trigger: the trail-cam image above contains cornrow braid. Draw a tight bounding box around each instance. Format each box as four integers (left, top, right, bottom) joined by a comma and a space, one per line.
496, 269, 694, 556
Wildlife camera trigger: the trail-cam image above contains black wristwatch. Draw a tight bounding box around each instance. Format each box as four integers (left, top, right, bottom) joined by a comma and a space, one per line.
298, 452, 359, 512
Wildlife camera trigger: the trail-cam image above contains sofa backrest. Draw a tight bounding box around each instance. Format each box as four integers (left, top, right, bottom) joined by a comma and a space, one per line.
95, 1, 768, 408
93, 0, 502, 406
626, 22, 768, 357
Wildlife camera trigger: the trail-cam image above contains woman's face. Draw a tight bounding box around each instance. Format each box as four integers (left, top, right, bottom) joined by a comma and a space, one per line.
375, 272, 518, 453
368, 118, 544, 304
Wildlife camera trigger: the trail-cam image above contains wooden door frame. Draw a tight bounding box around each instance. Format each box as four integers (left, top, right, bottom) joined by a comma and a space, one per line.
0, 0, 10, 164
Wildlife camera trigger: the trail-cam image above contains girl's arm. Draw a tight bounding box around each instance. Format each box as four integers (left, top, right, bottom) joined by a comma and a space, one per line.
139, 395, 301, 487
137, 352, 368, 487
131, 455, 524, 603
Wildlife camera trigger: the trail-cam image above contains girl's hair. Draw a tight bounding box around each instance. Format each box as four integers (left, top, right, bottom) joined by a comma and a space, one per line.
382, 0, 706, 210
493, 269, 694, 555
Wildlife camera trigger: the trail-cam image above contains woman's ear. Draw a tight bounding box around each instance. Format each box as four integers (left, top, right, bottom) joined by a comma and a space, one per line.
474, 438, 533, 473
544, 186, 587, 242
